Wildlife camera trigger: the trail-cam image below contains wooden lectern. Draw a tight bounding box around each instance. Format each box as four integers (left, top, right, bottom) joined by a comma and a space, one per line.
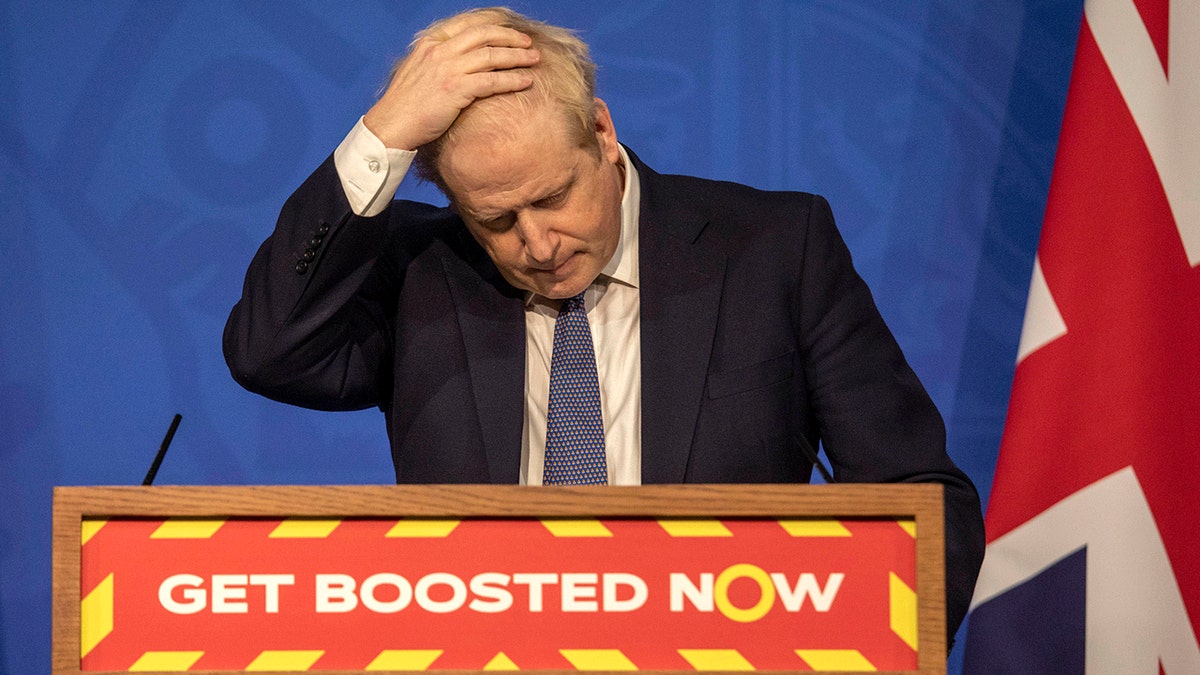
53, 484, 945, 674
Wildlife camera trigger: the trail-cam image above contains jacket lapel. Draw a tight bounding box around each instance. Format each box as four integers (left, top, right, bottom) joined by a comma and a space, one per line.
442, 247, 526, 485
632, 152, 727, 484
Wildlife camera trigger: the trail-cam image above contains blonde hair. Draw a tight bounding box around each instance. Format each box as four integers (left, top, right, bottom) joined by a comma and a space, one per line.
398, 7, 598, 194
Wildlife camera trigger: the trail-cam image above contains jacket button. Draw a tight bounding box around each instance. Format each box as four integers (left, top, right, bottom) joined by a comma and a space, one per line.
317, 223, 329, 236
295, 260, 309, 274
309, 236, 323, 248
303, 249, 316, 262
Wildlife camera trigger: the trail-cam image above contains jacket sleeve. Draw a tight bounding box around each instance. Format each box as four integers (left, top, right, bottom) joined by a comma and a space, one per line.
222, 154, 406, 411
795, 195, 986, 644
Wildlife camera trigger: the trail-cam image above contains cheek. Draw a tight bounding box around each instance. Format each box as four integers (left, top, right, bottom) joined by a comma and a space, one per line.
584, 180, 622, 246
592, 202, 621, 251
568, 201, 613, 246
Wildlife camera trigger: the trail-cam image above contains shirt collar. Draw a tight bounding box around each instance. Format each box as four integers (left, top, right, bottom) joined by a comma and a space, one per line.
601, 144, 640, 289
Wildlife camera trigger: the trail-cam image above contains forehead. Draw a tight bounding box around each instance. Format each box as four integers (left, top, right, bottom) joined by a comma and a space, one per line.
439, 108, 588, 215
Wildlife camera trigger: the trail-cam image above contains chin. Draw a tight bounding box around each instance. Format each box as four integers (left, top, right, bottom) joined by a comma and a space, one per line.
518, 266, 597, 300
538, 284, 584, 300
532, 275, 592, 300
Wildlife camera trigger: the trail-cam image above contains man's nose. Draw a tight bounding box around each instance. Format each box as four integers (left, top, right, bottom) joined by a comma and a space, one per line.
519, 215, 559, 265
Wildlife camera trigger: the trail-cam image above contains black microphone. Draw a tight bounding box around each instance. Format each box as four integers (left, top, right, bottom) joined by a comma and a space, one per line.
793, 434, 836, 483
143, 414, 182, 486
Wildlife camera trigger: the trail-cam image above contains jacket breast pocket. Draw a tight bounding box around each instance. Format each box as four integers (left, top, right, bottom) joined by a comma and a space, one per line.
705, 350, 796, 399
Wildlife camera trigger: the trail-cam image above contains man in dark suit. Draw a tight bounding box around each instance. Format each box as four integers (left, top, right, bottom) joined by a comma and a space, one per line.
223, 7, 983, 639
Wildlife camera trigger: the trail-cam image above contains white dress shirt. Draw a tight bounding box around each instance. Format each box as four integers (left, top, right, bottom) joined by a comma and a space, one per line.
333, 118, 644, 485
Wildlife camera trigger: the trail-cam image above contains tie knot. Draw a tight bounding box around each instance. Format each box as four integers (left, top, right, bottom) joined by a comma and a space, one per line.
562, 293, 586, 314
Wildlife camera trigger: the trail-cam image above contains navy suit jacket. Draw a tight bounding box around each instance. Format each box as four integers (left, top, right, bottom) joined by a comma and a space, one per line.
224, 147, 984, 637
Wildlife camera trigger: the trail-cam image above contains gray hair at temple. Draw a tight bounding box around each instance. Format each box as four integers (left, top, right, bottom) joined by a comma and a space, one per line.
396, 7, 599, 196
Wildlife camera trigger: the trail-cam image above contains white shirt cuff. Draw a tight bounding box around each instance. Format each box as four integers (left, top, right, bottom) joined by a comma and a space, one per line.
333, 116, 415, 217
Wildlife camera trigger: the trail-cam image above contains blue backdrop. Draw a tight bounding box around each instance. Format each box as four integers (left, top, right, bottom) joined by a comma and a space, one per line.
0, 1, 1082, 671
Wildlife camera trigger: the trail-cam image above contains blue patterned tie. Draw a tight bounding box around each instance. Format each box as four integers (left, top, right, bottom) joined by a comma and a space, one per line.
543, 293, 608, 485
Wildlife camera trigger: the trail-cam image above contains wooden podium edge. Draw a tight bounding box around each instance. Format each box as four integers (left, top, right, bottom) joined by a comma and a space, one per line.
52, 483, 945, 675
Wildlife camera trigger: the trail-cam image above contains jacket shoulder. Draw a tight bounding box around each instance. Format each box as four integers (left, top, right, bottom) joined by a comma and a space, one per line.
654, 172, 822, 220
631, 149, 826, 243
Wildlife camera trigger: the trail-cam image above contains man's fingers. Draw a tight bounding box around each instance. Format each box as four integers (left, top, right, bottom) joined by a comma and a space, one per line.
459, 44, 540, 75
433, 23, 533, 56
461, 69, 535, 99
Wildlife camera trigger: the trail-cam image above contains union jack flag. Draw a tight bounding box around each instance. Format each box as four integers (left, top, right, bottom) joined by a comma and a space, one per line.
964, 1, 1200, 672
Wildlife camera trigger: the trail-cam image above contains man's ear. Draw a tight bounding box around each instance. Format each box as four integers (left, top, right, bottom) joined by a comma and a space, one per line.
593, 97, 620, 164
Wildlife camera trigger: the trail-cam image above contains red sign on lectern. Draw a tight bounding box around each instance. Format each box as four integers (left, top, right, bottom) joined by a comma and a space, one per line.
80, 516, 918, 671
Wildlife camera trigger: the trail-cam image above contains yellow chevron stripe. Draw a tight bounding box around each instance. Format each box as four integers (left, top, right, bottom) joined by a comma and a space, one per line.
269, 519, 341, 538
80, 573, 114, 658
150, 519, 225, 538
365, 649, 443, 670
889, 572, 918, 650
129, 651, 204, 671
777, 519, 852, 537
795, 649, 876, 671
897, 518, 917, 537
540, 519, 613, 537
678, 649, 755, 670
385, 519, 461, 537
81, 519, 106, 545
560, 649, 637, 670
657, 519, 733, 537
483, 652, 520, 670
245, 650, 324, 670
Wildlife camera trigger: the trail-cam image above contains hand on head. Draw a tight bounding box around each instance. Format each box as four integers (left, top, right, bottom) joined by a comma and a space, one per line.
364, 15, 540, 151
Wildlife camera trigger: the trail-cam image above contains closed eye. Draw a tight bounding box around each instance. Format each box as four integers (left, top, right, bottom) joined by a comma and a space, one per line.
534, 174, 577, 209
477, 213, 514, 231
534, 189, 568, 209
